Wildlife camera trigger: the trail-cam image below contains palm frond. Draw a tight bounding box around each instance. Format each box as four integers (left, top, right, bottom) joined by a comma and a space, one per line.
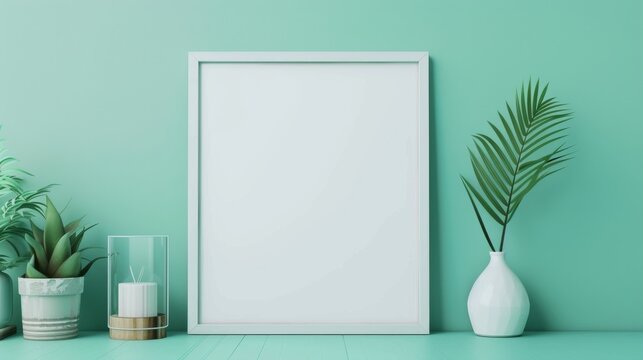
0, 133, 52, 268
462, 80, 572, 251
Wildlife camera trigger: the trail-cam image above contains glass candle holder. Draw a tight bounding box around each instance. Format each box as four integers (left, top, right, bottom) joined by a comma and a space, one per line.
107, 235, 168, 340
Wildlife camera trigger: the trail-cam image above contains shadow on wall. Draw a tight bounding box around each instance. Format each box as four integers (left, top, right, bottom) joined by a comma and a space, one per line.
523, 276, 549, 330
428, 57, 444, 331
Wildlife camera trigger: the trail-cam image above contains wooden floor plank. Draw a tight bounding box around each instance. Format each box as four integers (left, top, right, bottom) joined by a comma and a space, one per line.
99, 332, 203, 360
181, 336, 225, 360
258, 335, 348, 360
424, 332, 643, 360
181, 335, 244, 360
344, 335, 441, 360
227, 335, 268, 360
34, 333, 126, 360
3, 331, 643, 360
177, 336, 209, 360
0, 334, 72, 360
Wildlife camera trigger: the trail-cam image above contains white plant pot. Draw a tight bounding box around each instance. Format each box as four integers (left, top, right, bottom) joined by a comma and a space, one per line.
467, 252, 529, 337
0, 272, 12, 328
18, 277, 84, 340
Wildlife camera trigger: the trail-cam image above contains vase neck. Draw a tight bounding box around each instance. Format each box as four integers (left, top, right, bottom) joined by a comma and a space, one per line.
488, 251, 507, 266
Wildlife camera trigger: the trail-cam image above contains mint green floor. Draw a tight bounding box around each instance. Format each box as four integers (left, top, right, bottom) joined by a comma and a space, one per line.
2, 332, 643, 359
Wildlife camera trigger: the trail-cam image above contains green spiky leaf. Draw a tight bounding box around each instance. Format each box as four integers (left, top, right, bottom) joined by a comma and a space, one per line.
31, 220, 44, 245
43, 197, 65, 257
64, 217, 84, 234
52, 252, 81, 278
47, 232, 72, 275
70, 224, 97, 253
26, 256, 47, 278
24, 233, 48, 271
80, 256, 107, 276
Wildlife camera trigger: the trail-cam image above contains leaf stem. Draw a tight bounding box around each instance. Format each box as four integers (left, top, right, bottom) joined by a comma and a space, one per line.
462, 177, 496, 252
500, 114, 533, 251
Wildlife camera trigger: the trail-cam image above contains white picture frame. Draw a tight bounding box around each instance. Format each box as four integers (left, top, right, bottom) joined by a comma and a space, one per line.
188, 52, 429, 334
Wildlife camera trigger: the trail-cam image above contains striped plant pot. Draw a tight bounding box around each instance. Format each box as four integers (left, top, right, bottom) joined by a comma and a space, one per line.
18, 277, 84, 340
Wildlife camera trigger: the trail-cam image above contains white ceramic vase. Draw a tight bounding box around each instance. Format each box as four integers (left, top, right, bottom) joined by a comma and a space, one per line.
0, 272, 12, 328
18, 277, 84, 340
467, 252, 529, 337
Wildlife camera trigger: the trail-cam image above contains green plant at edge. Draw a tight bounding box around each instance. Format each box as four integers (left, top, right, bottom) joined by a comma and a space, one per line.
0, 254, 28, 272
0, 136, 50, 270
461, 80, 573, 252
24, 197, 102, 278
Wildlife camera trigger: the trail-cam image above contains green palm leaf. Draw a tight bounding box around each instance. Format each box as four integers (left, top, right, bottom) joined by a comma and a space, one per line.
0, 133, 51, 270
462, 80, 572, 251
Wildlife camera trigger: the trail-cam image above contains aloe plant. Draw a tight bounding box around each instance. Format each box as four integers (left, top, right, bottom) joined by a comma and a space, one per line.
24, 197, 102, 278
461, 80, 572, 252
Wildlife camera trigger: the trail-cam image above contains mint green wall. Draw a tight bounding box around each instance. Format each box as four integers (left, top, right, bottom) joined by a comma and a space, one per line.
0, 0, 641, 331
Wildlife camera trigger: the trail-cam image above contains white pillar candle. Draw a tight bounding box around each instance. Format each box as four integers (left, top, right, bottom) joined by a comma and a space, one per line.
118, 282, 158, 318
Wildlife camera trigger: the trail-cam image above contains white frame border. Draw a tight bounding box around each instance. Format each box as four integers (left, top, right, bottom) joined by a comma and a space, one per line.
188, 52, 429, 334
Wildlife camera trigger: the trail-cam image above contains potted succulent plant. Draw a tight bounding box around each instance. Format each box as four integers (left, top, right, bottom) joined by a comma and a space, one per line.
461, 80, 572, 337
19, 197, 102, 340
